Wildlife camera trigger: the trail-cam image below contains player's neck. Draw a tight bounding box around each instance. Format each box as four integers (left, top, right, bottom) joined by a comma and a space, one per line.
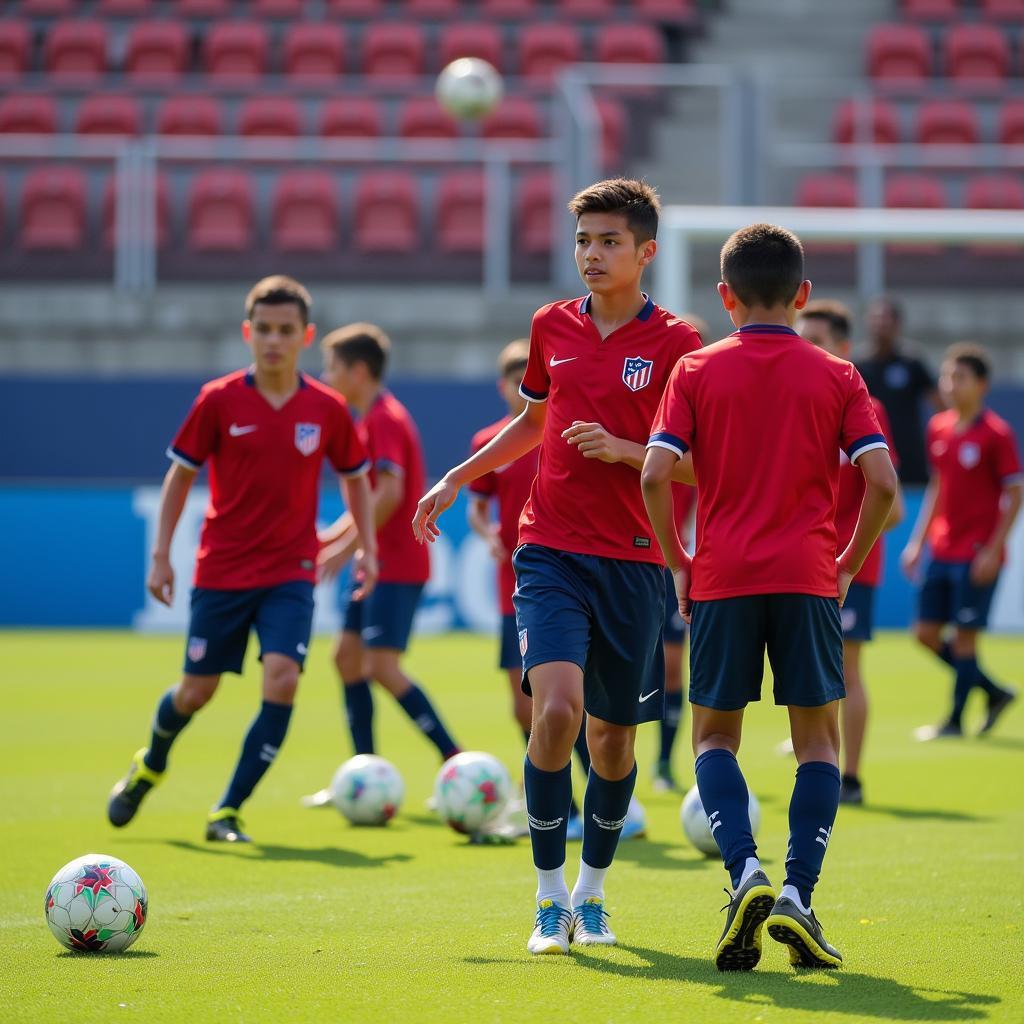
350, 382, 382, 416
732, 306, 793, 329
586, 287, 647, 333
252, 364, 301, 404
954, 401, 983, 426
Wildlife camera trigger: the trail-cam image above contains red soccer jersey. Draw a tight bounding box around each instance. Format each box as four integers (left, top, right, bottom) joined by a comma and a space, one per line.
518, 294, 702, 563
359, 390, 431, 585
673, 481, 697, 549
469, 415, 540, 615
169, 369, 368, 590
835, 398, 898, 588
926, 408, 1022, 562
649, 324, 887, 600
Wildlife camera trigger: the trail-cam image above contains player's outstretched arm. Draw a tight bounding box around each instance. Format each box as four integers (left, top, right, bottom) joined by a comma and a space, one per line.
900, 477, 938, 579
340, 473, 378, 600
147, 462, 197, 606
562, 422, 696, 484
839, 448, 899, 604
641, 446, 693, 620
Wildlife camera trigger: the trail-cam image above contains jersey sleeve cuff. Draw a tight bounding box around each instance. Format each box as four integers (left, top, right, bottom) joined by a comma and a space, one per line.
519, 383, 548, 404
646, 431, 689, 458
375, 459, 405, 477
846, 434, 888, 465
1003, 472, 1024, 487
167, 446, 201, 471
338, 458, 370, 479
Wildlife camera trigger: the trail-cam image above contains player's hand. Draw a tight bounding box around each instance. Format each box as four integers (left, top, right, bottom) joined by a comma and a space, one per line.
970, 545, 1000, 586
562, 421, 624, 464
836, 564, 855, 608
900, 541, 922, 580
412, 477, 460, 544
352, 548, 379, 601
147, 553, 175, 607
317, 539, 353, 582
486, 523, 508, 563
671, 563, 692, 624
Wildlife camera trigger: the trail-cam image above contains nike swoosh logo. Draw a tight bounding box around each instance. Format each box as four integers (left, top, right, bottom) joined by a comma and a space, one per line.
229, 424, 258, 436
638, 689, 660, 703
297, 643, 307, 655
549, 356, 578, 367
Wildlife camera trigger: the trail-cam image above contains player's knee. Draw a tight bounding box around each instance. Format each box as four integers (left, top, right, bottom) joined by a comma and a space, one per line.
532, 696, 581, 746
335, 632, 364, 681
951, 632, 977, 658
176, 677, 218, 714
263, 662, 300, 704
913, 622, 940, 650
587, 726, 634, 777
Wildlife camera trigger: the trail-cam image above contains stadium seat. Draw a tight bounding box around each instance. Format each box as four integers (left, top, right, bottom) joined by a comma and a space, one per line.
203, 22, 269, 81
319, 96, 383, 138
557, 0, 615, 17
915, 100, 979, 145
272, 170, 339, 252
595, 23, 666, 65
238, 96, 302, 137
997, 99, 1024, 144
75, 95, 142, 136
633, 0, 697, 22
124, 21, 190, 83
20, 166, 87, 251
45, 21, 108, 82
353, 171, 419, 253
980, 0, 1024, 20
102, 173, 170, 249
157, 94, 223, 135
481, 0, 537, 16
902, 0, 959, 18
795, 173, 858, 207
405, 0, 460, 15
362, 24, 426, 80
327, 0, 385, 16
480, 96, 542, 139
436, 170, 484, 253
885, 173, 946, 207
596, 95, 626, 169
283, 23, 346, 80
833, 98, 901, 144
517, 170, 554, 254
398, 97, 460, 138
0, 21, 31, 80
0, 94, 57, 133
253, 0, 306, 16
96, 0, 154, 15
19, 0, 73, 14
175, 0, 230, 16
187, 169, 255, 252
945, 24, 1010, 84
964, 173, 1024, 209
439, 23, 504, 71
519, 23, 583, 84
867, 24, 931, 82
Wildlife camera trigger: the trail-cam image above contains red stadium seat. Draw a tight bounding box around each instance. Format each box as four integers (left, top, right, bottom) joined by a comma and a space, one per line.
272, 170, 339, 252
320, 97, 383, 138
125, 21, 190, 83
20, 166, 87, 251
885, 173, 946, 207
595, 23, 666, 65
404, 0, 460, 15
997, 99, 1024, 144
187, 169, 255, 252
203, 22, 269, 82
353, 171, 419, 253
398, 97, 459, 138
326, 0, 384, 15
253, 0, 305, 16
20, 0, 73, 14
238, 96, 302, 137
557, 0, 615, 17
0, 22, 31, 80
481, 0, 536, 16
867, 24, 931, 83
833, 98, 901, 144
436, 170, 484, 254
945, 24, 1010, 84
517, 170, 554, 255
157, 94, 223, 135
96, 0, 153, 14
480, 96, 542, 139
965, 173, 1024, 209
596, 95, 626, 169
0, 94, 57, 133
915, 100, 979, 145
439, 23, 503, 71
362, 24, 426, 80
633, 0, 697, 22
519, 23, 582, 84
795, 173, 858, 207
45, 21, 108, 82
102, 173, 170, 249
980, 0, 1024, 20
175, 0, 230, 16
902, 0, 959, 18
75, 94, 142, 136
283, 23, 345, 80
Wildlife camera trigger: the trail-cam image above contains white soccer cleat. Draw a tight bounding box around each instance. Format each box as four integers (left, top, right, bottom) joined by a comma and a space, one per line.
299, 787, 333, 809
527, 899, 572, 955
572, 897, 617, 946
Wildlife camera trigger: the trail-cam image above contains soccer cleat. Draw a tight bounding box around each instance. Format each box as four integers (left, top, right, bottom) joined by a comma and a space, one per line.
299, 787, 334, 809
572, 897, 616, 946
913, 720, 963, 742
620, 796, 646, 840
527, 899, 572, 955
979, 688, 1017, 736
714, 869, 777, 971
565, 812, 584, 842
766, 896, 843, 969
652, 760, 680, 793
205, 808, 252, 843
107, 748, 163, 827
838, 777, 863, 806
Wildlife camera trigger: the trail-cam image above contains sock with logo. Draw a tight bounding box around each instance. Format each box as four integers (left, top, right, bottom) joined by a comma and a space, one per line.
397, 684, 459, 759
695, 748, 757, 890
523, 756, 573, 873
143, 687, 193, 773
218, 700, 293, 811
659, 690, 684, 764
784, 761, 841, 908
343, 679, 375, 755
580, 762, 637, 874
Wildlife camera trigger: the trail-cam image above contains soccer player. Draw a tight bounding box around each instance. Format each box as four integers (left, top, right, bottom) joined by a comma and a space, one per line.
642, 224, 897, 971
107, 276, 377, 843
413, 178, 702, 954
901, 343, 1022, 740
302, 323, 461, 806
797, 300, 904, 806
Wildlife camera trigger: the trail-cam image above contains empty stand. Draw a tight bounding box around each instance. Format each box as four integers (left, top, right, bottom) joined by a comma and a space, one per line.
187, 168, 255, 252
272, 170, 339, 252
867, 24, 932, 82
157, 94, 223, 135
436, 170, 485, 253
75, 94, 142, 136
362, 23, 426, 80
398, 97, 460, 139
237, 96, 303, 137
997, 99, 1024, 143
45, 21, 108, 82
0, 94, 58, 134
480, 96, 543, 140
282, 23, 346, 80
353, 171, 419, 253
519, 23, 582, 84
319, 96, 383, 138
438, 23, 504, 71
124, 21, 190, 83
21, 166, 88, 251
595, 23, 666, 65
833, 98, 901, 144
796, 173, 858, 207
945, 23, 1010, 84
102, 172, 170, 249
203, 22, 269, 81
0, 21, 31, 79
915, 99, 979, 145
517, 170, 554, 255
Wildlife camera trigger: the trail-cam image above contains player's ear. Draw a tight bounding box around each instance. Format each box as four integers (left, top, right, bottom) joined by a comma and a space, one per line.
241, 320, 252, 344
303, 322, 316, 348
717, 281, 736, 311
638, 238, 657, 266
793, 280, 812, 310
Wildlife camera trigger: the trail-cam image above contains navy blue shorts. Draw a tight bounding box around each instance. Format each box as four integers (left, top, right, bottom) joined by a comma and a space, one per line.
342, 580, 423, 651
689, 594, 845, 711
512, 543, 666, 727
499, 612, 521, 671
663, 567, 688, 646
184, 581, 314, 676
918, 558, 998, 631
840, 582, 876, 642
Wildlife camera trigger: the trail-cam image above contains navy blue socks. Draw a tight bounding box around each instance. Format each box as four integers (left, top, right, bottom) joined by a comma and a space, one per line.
784, 761, 841, 908
695, 748, 757, 890
397, 683, 459, 759
218, 700, 293, 811
580, 763, 637, 871
343, 679, 375, 755
524, 756, 572, 871
144, 688, 192, 773
660, 690, 684, 764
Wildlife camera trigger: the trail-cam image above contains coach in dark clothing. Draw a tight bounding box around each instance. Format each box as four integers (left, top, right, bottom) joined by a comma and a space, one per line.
856, 296, 940, 486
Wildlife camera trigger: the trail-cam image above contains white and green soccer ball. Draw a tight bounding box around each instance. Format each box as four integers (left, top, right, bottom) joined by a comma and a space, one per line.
433, 751, 511, 835
329, 755, 404, 826
680, 785, 761, 857
44, 853, 147, 953
435, 57, 503, 120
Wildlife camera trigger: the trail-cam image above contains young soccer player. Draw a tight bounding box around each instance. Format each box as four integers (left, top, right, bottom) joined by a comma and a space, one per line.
302, 323, 461, 806
107, 276, 377, 843
643, 225, 897, 971
414, 178, 702, 954
901, 343, 1022, 740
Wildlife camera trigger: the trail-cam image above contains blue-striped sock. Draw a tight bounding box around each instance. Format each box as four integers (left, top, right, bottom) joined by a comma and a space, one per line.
143, 688, 192, 773
695, 748, 757, 889
218, 701, 292, 811
524, 756, 572, 871
397, 683, 459, 759
784, 761, 841, 907
343, 679, 375, 755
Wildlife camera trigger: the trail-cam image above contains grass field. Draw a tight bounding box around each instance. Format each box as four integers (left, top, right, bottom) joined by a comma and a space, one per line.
3, 629, 1023, 1023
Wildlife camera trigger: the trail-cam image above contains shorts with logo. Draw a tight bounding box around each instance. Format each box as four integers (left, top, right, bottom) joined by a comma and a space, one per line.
342, 580, 423, 651
689, 594, 845, 711
499, 612, 520, 670
663, 567, 688, 645
840, 582, 876, 642
918, 558, 998, 630
512, 543, 666, 726
184, 581, 314, 675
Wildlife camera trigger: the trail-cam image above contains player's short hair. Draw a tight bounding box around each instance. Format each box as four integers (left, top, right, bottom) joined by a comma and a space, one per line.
498, 339, 529, 379
870, 294, 903, 324
720, 223, 804, 309
945, 341, 991, 381
245, 275, 312, 325
567, 177, 660, 243
322, 322, 391, 381
800, 299, 851, 342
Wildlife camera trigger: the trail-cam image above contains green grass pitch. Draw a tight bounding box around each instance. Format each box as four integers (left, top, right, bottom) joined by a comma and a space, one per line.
3, 629, 1023, 1023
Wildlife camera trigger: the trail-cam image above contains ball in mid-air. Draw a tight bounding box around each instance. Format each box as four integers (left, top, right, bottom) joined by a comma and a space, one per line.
435, 57, 504, 120
433, 751, 511, 835
680, 785, 761, 857
330, 754, 404, 826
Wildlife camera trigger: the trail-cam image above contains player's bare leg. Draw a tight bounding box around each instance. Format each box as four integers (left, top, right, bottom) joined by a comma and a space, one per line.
839, 641, 866, 804
508, 666, 533, 737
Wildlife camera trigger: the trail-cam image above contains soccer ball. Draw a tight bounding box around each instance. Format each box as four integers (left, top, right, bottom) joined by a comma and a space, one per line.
329, 755, 404, 826
680, 785, 761, 858
435, 57, 503, 121
433, 751, 511, 835
44, 853, 147, 953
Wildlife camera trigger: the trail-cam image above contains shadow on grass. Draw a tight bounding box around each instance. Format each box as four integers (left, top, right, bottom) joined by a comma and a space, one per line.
612, 839, 727, 872
974, 736, 1024, 752
843, 804, 991, 823
56, 949, 159, 959
162, 839, 412, 868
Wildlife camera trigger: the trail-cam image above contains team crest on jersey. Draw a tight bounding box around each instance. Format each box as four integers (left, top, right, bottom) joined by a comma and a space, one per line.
519, 629, 528, 656
187, 636, 207, 663
958, 441, 981, 469
622, 356, 654, 392
295, 423, 321, 456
